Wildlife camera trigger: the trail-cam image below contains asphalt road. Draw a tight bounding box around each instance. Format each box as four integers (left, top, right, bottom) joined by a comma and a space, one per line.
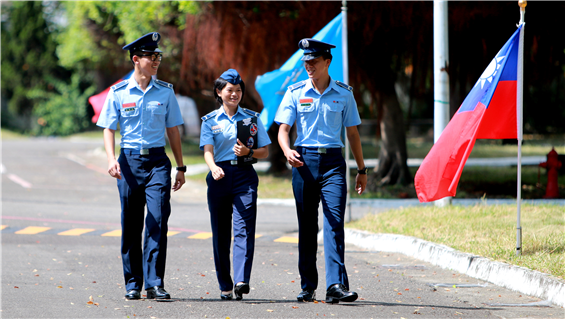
1, 138, 559, 318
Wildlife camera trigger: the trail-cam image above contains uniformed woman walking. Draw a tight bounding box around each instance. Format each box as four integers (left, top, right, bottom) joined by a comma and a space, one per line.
199, 69, 271, 300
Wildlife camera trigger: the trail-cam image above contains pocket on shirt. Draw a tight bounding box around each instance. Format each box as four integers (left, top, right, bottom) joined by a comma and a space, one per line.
297, 104, 315, 113
147, 101, 166, 115
324, 102, 344, 130
121, 107, 139, 118
297, 104, 315, 131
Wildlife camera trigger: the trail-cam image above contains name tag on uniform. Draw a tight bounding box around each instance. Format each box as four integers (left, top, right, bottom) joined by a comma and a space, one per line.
122, 102, 136, 112
300, 98, 313, 107
211, 124, 224, 133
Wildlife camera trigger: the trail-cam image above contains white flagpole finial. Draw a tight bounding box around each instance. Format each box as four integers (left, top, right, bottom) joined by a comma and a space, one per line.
518, 0, 527, 25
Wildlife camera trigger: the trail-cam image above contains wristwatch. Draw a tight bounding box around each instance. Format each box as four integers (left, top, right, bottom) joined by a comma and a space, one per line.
357, 167, 368, 174
176, 165, 187, 172
247, 148, 254, 159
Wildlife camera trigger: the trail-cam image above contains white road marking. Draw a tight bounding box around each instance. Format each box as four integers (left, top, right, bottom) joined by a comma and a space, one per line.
8, 174, 32, 189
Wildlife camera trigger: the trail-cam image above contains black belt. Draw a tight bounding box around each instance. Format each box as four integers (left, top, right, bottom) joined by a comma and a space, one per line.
296, 146, 342, 154
216, 160, 239, 166
216, 160, 254, 167
121, 147, 165, 156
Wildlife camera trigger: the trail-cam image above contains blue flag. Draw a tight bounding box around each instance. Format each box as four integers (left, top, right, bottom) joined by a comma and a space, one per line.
256, 13, 343, 130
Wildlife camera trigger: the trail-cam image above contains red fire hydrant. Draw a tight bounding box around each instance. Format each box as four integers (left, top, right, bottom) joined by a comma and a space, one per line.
539, 148, 562, 199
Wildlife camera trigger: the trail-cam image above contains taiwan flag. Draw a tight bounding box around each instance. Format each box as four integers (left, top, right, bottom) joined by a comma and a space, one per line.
255, 13, 344, 131
415, 25, 523, 202
88, 70, 133, 123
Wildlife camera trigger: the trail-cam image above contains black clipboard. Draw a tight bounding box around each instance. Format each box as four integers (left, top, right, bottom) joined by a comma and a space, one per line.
236, 117, 258, 166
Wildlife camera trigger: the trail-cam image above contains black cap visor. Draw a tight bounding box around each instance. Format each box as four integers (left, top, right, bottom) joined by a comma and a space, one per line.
134, 46, 162, 53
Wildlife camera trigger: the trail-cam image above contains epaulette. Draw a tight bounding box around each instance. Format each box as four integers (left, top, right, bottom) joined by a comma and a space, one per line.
241, 108, 259, 117
201, 109, 219, 121
111, 80, 128, 91
289, 80, 307, 91
335, 80, 353, 92
155, 79, 173, 89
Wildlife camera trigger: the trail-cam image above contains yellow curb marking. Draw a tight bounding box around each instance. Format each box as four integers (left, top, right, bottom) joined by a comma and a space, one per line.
58, 228, 96, 236
1, 225, 7, 230
188, 232, 213, 239
15, 226, 51, 235
167, 231, 181, 237
101, 229, 122, 237
274, 236, 299, 244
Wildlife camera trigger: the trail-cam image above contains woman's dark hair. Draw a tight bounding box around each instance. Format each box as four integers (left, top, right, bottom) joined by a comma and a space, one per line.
213, 77, 246, 106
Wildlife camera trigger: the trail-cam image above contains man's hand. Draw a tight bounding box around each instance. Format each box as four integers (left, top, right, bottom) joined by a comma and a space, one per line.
172, 171, 185, 191
284, 149, 304, 167
355, 173, 367, 194
107, 159, 122, 179
233, 139, 250, 157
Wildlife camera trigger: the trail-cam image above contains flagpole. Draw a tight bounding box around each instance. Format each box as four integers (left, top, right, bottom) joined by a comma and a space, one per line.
433, 0, 451, 207
516, 0, 526, 256
342, 0, 352, 223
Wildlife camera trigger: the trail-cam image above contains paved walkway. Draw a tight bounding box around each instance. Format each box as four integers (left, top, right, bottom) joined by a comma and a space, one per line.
135, 154, 565, 307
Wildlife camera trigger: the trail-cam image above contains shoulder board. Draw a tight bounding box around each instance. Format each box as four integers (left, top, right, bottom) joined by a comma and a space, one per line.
155, 79, 173, 89
336, 80, 353, 92
111, 80, 128, 91
241, 108, 259, 117
201, 109, 219, 121
289, 80, 307, 91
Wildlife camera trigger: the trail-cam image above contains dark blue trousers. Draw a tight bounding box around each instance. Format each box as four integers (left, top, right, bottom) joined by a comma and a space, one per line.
292, 147, 349, 291
206, 163, 258, 291
117, 148, 171, 291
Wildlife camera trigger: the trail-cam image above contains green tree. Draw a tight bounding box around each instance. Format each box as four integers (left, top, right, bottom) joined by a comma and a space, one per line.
26, 73, 96, 136
1, 1, 69, 131
56, 1, 199, 90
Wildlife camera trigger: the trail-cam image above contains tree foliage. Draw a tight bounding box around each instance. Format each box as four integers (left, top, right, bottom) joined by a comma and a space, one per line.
26, 74, 96, 136
1, 1, 69, 131
57, 1, 198, 89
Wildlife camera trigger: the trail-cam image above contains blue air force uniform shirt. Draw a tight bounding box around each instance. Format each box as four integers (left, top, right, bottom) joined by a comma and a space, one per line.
274, 78, 361, 148
200, 106, 271, 162
96, 77, 184, 150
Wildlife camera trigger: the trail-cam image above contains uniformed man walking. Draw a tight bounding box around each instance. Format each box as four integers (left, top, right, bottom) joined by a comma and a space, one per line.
97, 32, 186, 300
275, 38, 367, 303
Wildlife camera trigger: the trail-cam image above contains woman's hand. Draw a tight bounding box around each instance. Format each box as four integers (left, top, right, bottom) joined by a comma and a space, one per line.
233, 139, 251, 157
211, 165, 225, 180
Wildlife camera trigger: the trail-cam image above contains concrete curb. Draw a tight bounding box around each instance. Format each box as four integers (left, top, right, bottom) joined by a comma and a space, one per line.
343, 229, 565, 307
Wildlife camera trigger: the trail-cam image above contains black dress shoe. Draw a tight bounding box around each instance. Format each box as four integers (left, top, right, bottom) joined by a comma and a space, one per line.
234, 282, 250, 301
325, 284, 358, 303
146, 286, 171, 300
125, 289, 141, 300
297, 289, 316, 302
220, 291, 233, 300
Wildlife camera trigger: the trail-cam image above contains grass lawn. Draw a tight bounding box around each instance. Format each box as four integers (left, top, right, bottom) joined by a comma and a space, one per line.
1, 128, 26, 139
347, 204, 565, 280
